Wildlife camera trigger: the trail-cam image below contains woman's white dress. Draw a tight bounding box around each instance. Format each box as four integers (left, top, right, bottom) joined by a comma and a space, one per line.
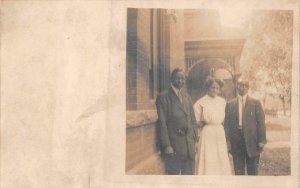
193, 95, 232, 175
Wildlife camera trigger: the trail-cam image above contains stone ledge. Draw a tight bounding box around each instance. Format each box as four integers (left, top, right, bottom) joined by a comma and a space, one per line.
126, 153, 164, 175
126, 110, 158, 128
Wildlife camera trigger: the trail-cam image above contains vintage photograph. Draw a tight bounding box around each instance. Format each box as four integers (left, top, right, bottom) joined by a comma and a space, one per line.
0, 0, 298, 187
126, 8, 292, 176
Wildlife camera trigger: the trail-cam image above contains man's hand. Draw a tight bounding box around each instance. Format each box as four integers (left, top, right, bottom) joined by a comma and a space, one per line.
197, 120, 206, 128
164, 146, 174, 155
258, 143, 265, 152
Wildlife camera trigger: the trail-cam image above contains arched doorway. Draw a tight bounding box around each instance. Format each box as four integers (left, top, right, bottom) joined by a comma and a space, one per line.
186, 58, 235, 103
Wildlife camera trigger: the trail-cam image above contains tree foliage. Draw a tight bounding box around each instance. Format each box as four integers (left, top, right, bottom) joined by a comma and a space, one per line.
240, 10, 293, 114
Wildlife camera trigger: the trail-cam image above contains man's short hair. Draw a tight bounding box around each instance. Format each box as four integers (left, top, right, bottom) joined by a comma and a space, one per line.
170, 68, 184, 81
237, 80, 250, 87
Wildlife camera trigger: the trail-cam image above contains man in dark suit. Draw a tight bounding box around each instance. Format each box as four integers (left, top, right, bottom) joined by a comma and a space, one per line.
224, 80, 266, 175
156, 68, 198, 175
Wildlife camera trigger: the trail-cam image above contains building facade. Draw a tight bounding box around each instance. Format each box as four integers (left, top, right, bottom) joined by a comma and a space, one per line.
126, 8, 185, 174
126, 9, 245, 174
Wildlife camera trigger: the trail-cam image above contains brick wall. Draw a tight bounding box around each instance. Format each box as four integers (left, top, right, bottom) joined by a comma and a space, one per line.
126, 9, 156, 111
170, 10, 185, 71
126, 8, 185, 174
136, 9, 152, 110
184, 10, 221, 40
126, 9, 162, 174
126, 122, 158, 172
127, 9, 186, 111
126, 9, 138, 110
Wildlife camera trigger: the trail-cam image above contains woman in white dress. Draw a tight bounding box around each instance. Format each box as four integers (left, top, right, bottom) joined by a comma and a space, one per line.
193, 78, 232, 175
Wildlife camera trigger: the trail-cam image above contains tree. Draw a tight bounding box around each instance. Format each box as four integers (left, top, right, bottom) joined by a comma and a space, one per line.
241, 10, 293, 116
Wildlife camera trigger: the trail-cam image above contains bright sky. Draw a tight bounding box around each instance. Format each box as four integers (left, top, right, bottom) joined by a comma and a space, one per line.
218, 9, 252, 28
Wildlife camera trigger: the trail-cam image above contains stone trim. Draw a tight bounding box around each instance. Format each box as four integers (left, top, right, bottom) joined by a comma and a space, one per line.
126, 110, 158, 128
126, 152, 164, 175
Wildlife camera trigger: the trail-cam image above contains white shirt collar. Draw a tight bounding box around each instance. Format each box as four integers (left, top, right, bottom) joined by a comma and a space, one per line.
171, 84, 181, 96
206, 94, 217, 100
238, 94, 247, 101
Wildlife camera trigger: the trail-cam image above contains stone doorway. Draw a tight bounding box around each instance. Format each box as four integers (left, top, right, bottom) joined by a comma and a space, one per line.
186, 58, 235, 103
185, 39, 245, 103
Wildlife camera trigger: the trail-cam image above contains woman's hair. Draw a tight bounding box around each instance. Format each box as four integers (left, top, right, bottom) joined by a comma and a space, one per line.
204, 77, 224, 89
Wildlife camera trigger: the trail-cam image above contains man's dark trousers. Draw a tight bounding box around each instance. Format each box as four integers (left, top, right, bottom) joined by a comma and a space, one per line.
232, 129, 260, 175
162, 153, 195, 175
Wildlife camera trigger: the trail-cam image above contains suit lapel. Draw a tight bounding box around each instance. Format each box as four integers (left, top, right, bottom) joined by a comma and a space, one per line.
243, 96, 251, 123
234, 99, 239, 122
169, 88, 188, 115
181, 92, 190, 113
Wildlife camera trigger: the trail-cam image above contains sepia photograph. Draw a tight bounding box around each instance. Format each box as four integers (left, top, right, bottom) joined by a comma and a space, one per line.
0, 0, 298, 187
126, 8, 293, 176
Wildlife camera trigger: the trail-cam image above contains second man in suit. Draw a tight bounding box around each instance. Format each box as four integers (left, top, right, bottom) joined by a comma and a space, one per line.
224, 80, 266, 175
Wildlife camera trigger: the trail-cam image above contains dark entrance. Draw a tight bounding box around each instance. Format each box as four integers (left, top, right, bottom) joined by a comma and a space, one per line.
186, 58, 235, 103
185, 39, 245, 103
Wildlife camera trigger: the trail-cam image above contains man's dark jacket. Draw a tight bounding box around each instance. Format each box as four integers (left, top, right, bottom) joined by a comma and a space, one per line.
224, 96, 266, 158
156, 88, 198, 160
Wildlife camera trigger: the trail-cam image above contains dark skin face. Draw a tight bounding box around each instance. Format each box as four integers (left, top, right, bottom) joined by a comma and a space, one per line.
237, 81, 249, 96
171, 71, 185, 90
207, 81, 220, 98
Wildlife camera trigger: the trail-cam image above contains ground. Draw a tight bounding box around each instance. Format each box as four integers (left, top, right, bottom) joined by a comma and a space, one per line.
141, 115, 291, 175
214, 115, 291, 176
259, 147, 290, 176
257, 115, 291, 176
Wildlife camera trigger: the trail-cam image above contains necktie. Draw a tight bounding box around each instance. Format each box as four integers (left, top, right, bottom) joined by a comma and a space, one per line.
241, 97, 245, 127
178, 91, 183, 103
242, 97, 245, 111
